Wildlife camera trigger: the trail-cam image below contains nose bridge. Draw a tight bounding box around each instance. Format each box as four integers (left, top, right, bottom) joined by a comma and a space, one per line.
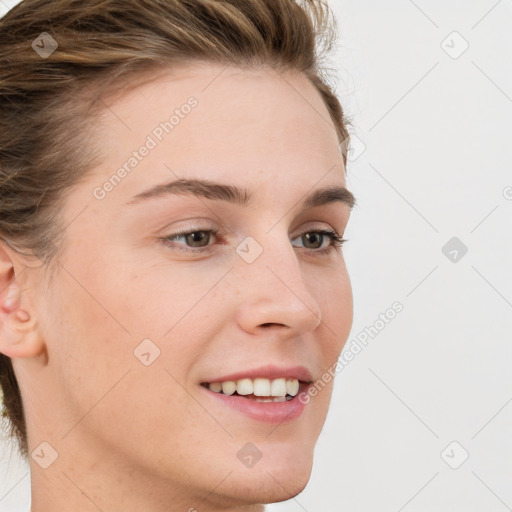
233, 229, 322, 334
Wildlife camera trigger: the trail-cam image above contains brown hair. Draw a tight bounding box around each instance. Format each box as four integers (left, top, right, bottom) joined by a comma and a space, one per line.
0, 0, 351, 459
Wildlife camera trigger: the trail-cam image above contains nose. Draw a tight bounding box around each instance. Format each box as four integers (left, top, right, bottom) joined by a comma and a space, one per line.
233, 231, 323, 338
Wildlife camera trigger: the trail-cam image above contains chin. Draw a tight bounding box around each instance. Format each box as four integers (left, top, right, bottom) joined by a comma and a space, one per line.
261, 447, 313, 500
209, 466, 312, 509
261, 466, 312, 504
213, 444, 314, 507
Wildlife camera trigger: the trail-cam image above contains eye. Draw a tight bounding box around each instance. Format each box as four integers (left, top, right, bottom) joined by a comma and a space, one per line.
160, 229, 219, 252
159, 227, 346, 255
291, 228, 346, 254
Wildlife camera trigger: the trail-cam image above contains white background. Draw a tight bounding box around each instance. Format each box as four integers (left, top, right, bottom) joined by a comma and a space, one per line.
1, 0, 511, 511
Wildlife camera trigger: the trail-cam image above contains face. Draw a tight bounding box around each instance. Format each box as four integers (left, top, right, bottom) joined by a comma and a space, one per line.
13, 62, 354, 509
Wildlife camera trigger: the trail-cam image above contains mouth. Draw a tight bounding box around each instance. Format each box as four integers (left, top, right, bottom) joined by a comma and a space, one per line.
200, 377, 305, 402
198, 367, 313, 423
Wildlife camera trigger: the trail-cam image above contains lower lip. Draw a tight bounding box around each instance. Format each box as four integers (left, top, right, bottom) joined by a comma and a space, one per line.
200, 382, 310, 423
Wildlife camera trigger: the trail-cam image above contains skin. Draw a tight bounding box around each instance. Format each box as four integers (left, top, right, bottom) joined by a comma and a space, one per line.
0, 62, 354, 512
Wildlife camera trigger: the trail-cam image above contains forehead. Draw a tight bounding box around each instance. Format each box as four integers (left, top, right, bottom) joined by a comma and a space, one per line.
87, 62, 346, 203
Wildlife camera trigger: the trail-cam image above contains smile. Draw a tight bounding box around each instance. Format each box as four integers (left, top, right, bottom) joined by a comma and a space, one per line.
201, 377, 301, 402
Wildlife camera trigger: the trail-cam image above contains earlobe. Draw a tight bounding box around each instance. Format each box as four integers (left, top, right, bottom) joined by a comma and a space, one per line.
15, 309, 31, 322
0, 281, 43, 359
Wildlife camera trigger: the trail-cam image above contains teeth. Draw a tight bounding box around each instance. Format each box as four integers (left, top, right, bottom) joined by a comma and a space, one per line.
236, 378, 253, 395
254, 396, 287, 403
286, 379, 299, 396
221, 381, 237, 395
209, 382, 222, 393
207, 377, 300, 398
253, 378, 271, 396
270, 378, 287, 397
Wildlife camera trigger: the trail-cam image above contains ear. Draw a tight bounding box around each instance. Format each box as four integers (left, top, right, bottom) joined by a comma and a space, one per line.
0, 239, 45, 359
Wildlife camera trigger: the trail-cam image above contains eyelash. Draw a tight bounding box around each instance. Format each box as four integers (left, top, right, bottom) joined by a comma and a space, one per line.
159, 227, 347, 256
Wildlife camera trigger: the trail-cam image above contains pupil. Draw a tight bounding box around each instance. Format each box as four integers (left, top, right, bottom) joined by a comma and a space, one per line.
187, 231, 209, 247
305, 233, 321, 248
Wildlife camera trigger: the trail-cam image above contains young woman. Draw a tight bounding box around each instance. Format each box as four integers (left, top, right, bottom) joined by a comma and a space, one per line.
0, 0, 356, 510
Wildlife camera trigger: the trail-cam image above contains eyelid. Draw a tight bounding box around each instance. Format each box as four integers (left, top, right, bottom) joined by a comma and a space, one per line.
159, 223, 345, 256
161, 220, 340, 240
291, 221, 340, 236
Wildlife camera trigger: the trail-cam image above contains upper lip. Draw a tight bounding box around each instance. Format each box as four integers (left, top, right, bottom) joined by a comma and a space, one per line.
201, 364, 313, 384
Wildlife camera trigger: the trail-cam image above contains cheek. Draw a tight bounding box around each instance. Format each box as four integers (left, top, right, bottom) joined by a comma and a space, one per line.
301, 266, 352, 431
41, 273, 205, 459
314, 263, 353, 359
40, 278, 133, 415
107, 257, 227, 339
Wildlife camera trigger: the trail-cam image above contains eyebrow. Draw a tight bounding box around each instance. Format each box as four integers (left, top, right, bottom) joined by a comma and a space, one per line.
127, 178, 356, 210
